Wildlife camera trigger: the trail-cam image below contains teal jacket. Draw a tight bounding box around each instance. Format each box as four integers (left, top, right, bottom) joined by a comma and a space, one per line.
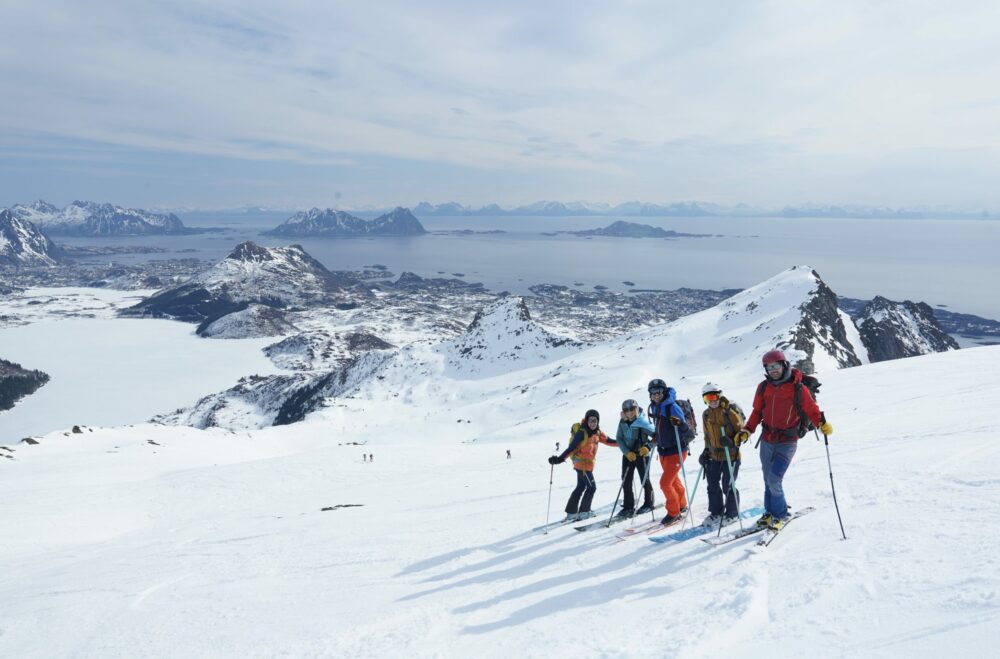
615, 411, 656, 455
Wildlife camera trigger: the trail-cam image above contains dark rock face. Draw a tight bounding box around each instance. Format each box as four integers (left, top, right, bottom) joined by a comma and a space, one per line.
855, 296, 960, 362
0, 210, 61, 267
0, 358, 50, 411
784, 270, 863, 372
266, 207, 426, 237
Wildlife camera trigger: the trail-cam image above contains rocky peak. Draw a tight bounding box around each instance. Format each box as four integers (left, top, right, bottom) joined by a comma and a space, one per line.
855, 296, 959, 362
785, 269, 863, 373
0, 209, 61, 267
442, 296, 580, 376
226, 241, 277, 263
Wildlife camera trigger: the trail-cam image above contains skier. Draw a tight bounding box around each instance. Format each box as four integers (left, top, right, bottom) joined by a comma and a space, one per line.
363, 453, 368, 463
506, 449, 512, 459
647, 379, 695, 526
548, 409, 616, 521
699, 382, 748, 525
737, 349, 833, 530
614, 399, 656, 517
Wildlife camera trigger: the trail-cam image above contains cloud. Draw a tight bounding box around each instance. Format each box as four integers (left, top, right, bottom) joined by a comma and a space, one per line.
2, 1, 1000, 206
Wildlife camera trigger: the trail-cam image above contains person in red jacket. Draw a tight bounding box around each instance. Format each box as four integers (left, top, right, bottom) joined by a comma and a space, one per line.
737, 349, 833, 530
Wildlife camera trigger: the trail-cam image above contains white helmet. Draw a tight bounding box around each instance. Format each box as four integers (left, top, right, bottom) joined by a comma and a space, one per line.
702, 382, 722, 395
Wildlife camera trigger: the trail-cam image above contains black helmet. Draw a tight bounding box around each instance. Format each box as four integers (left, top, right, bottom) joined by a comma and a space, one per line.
584, 409, 600, 423
621, 399, 639, 411
648, 378, 667, 394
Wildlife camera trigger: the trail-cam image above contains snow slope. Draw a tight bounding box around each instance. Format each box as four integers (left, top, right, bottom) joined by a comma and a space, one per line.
0, 273, 996, 656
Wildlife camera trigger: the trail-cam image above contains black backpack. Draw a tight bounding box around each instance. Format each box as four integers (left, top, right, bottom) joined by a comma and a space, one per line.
756, 374, 821, 438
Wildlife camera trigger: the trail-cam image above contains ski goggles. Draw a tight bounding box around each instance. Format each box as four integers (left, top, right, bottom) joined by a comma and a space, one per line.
703, 392, 720, 402
764, 362, 785, 373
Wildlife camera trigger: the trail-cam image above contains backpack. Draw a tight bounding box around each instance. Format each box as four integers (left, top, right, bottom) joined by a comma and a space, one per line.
702, 400, 746, 441
569, 422, 581, 443
756, 374, 821, 438
676, 398, 698, 436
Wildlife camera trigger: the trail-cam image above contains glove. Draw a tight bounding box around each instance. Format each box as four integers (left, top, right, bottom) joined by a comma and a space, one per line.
548, 455, 564, 465
819, 421, 833, 436
626, 451, 637, 462
698, 449, 709, 467
669, 415, 683, 426
735, 429, 750, 445
639, 446, 650, 458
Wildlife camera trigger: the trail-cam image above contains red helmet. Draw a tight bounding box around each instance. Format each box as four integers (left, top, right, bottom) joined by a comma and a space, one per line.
762, 349, 787, 366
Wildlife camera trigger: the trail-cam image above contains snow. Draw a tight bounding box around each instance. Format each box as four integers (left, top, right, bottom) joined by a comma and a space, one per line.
0, 272, 995, 657
0, 289, 282, 439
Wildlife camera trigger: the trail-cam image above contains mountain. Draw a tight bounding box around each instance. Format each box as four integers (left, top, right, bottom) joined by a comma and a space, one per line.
196, 304, 299, 339
158, 266, 863, 431
0, 209, 61, 267
266, 206, 426, 237
854, 296, 960, 362
9, 200, 189, 236
122, 241, 348, 323
0, 358, 50, 412
437, 296, 581, 377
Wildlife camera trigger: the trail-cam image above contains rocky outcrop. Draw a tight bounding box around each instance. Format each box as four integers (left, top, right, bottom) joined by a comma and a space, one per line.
0, 358, 50, 411
0, 209, 61, 267
266, 206, 426, 237
196, 304, 299, 339
784, 271, 864, 373
855, 296, 960, 362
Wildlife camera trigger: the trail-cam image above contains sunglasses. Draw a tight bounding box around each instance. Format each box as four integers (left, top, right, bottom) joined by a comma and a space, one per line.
703, 392, 720, 402
765, 362, 784, 372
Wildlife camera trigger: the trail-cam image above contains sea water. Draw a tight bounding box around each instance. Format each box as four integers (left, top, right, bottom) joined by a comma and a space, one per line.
56, 214, 1000, 320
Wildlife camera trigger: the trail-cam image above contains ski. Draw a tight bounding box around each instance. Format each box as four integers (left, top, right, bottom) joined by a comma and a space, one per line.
701, 506, 815, 547
756, 507, 815, 547
574, 504, 663, 533
648, 507, 766, 544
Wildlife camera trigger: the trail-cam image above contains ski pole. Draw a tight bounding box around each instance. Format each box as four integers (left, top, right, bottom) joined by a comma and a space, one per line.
815, 428, 847, 540
721, 442, 744, 533
543, 464, 555, 534
605, 460, 630, 528
673, 425, 695, 529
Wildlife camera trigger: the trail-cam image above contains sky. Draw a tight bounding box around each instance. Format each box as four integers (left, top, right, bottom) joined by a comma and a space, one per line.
2, 1, 1000, 211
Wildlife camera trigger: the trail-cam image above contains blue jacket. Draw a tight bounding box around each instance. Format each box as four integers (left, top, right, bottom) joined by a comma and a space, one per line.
615, 411, 656, 454
648, 387, 695, 455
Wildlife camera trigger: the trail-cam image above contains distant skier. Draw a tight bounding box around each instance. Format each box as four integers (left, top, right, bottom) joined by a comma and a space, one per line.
614, 399, 656, 517
363, 453, 368, 463
647, 378, 695, 526
738, 349, 833, 530
548, 409, 616, 521
554, 441, 560, 452
699, 383, 748, 525
506, 449, 512, 459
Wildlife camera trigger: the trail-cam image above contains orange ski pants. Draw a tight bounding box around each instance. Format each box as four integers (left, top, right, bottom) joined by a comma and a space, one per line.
659, 451, 689, 516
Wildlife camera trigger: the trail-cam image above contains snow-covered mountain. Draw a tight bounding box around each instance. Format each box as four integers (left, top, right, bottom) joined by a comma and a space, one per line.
8, 200, 188, 236
196, 304, 299, 339
122, 241, 349, 322
266, 206, 426, 237
0, 209, 61, 267
438, 296, 581, 377
159, 266, 863, 431
854, 296, 960, 362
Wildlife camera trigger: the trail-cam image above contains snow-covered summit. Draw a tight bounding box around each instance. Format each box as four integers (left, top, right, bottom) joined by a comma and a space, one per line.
9, 200, 187, 236
123, 242, 347, 322
0, 209, 61, 267
266, 206, 426, 237
438, 296, 581, 377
